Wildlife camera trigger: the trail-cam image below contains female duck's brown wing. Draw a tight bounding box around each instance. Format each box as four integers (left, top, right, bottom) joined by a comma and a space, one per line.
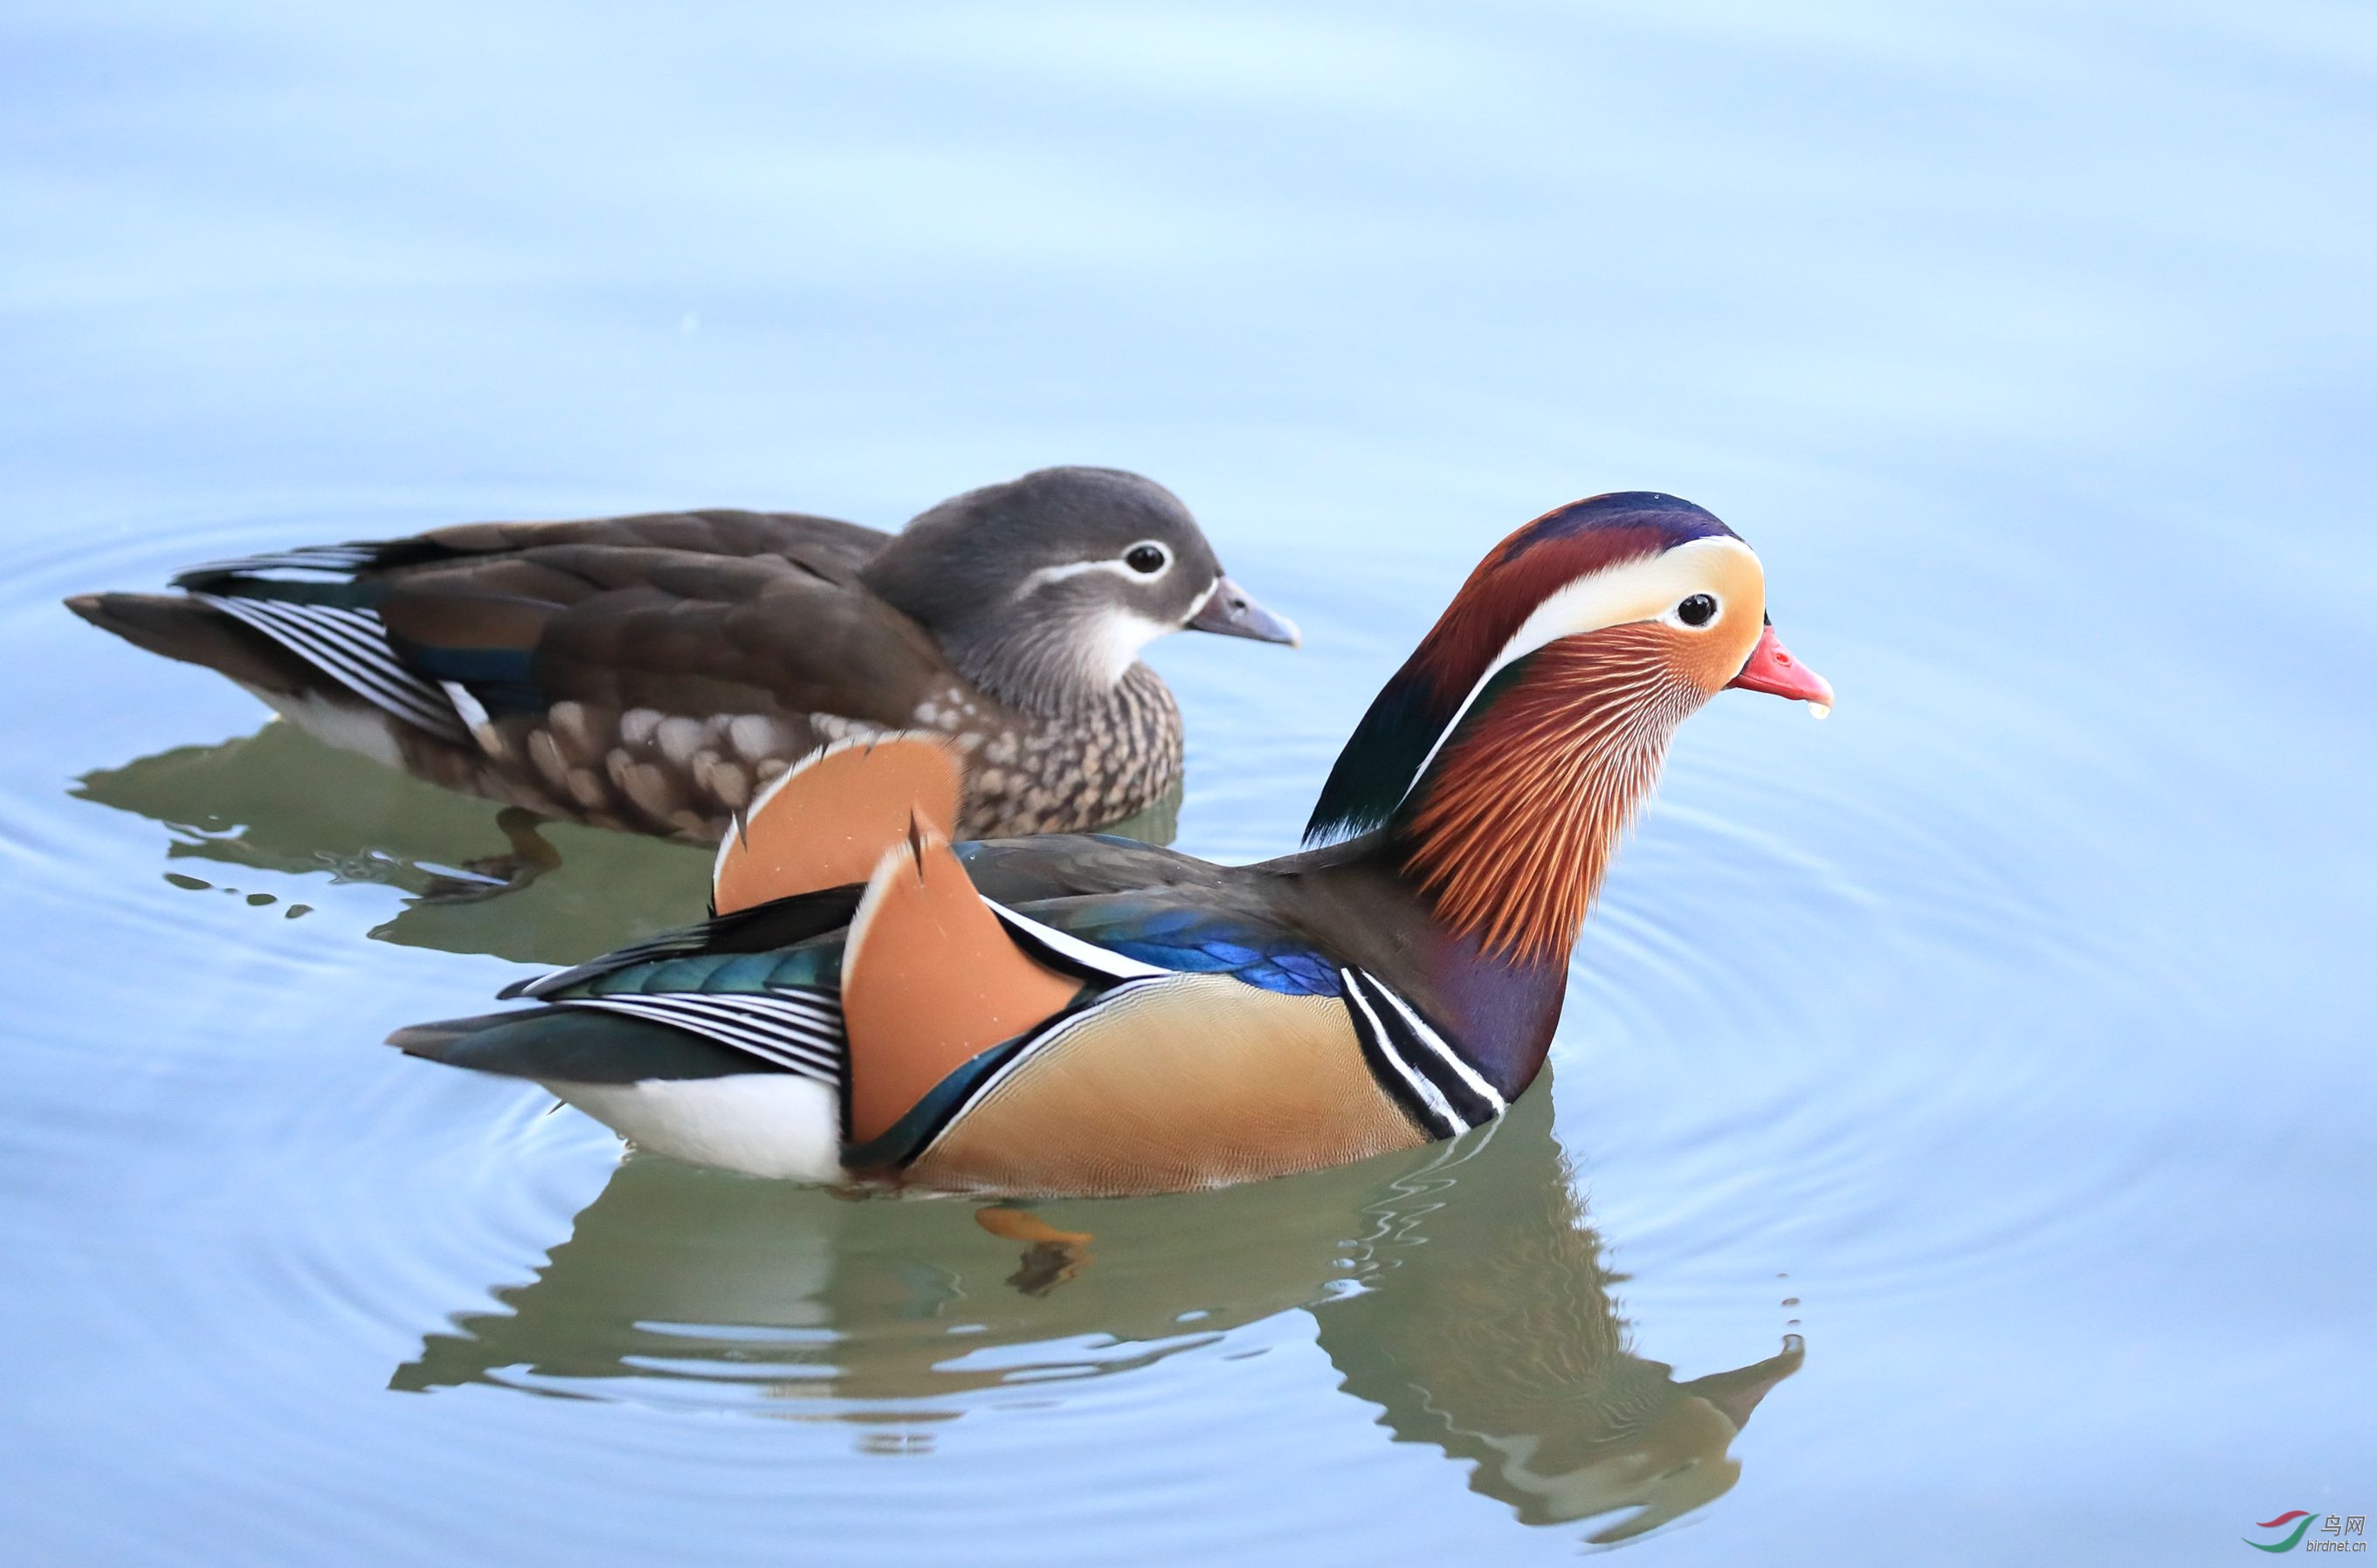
102, 506, 930, 735
378, 540, 955, 726
384, 507, 892, 578
102, 512, 968, 836
369, 538, 974, 833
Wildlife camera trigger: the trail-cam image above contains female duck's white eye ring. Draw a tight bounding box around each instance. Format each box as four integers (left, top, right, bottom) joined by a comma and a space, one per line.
1124, 542, 1169, 575
1676, 593, 1717, 628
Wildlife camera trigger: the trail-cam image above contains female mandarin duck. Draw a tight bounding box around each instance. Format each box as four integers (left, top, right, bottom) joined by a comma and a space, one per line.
65, 466, 1296, 842
393, 492, 1832, 1193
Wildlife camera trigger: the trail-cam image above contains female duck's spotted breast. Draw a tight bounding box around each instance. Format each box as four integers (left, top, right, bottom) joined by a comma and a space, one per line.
401, 702, 805, 837
401, 664, 1185, 842
954, 664, 1182, 837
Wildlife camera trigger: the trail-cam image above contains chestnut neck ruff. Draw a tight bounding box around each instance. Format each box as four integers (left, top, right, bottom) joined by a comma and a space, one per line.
1391, 624, 1704, 965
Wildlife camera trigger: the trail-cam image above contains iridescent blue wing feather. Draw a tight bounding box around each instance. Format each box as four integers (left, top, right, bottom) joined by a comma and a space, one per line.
997, 892, 1346, 998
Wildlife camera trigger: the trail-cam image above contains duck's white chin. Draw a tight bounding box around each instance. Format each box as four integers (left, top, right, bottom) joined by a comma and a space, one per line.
544, 1074, 844, 1181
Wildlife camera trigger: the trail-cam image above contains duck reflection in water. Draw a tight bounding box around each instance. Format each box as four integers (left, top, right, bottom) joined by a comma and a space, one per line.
395, 1088, 1798, 1544
68, 720, 1177, 966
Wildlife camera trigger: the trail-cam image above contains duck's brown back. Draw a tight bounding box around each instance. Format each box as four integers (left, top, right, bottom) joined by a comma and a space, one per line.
368, 513, 1184, 841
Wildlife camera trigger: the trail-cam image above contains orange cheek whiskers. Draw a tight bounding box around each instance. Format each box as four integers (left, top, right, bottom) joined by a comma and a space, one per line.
1395, 629, 1705, 964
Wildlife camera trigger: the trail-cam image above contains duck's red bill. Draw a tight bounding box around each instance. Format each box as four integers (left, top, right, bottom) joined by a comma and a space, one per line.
1727, 623, 1833, 711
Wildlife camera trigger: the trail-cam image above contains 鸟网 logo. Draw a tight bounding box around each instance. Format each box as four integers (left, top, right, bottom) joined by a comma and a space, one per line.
2248, 1512, 2368, 1553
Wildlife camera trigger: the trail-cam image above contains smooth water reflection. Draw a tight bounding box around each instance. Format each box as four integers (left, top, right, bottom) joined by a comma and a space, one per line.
72, 720, 1176, 965
396, 1089, 1799, 1544
5, 1, 2374, 1564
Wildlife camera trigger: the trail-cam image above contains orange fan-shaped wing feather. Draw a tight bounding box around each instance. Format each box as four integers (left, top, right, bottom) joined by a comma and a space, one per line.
840, 821, 1080, 1145
711, 734, 961, 915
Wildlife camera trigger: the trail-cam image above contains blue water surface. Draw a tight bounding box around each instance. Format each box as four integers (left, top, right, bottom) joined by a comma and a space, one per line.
1, 3, 2372, 1563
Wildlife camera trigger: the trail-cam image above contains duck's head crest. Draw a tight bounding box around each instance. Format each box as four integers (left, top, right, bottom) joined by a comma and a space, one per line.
864, 466, 1297, 714
1306, 492, 1781, 849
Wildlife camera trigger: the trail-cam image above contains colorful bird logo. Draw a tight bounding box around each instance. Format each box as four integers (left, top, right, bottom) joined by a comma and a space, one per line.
2246, 1511, 2318, 1552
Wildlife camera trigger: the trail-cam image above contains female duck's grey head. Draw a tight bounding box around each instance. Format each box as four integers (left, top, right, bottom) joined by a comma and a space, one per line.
861, 465, 1297, 714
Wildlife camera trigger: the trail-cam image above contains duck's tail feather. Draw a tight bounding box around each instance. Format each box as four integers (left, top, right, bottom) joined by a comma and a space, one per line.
393, 1006, 844, 1180
712, 732, 962, 915
65, 591, 319, 694
389, 1007, 766, 1083
69, 588, 472, 745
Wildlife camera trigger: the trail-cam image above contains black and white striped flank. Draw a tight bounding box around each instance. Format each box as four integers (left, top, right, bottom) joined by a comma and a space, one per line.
1339, 968, 1505, 1141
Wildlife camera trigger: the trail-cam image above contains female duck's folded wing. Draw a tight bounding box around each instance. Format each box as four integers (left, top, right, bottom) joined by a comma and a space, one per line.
388, 508, 892, 576
375, 547, 954, 729
148, 513, 944, 755
176, 508, 891, 587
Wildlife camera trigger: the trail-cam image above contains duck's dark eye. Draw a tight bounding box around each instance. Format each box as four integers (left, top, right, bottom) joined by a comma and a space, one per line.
1678, 594, 1717, 627
1125, 544, 1168, 574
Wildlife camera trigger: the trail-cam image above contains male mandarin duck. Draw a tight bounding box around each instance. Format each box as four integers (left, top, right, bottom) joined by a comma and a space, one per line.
65, 466, 1296, 842
391, 492, 1832, 1194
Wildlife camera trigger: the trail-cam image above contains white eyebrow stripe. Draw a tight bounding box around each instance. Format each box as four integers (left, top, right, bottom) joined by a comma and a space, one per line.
1016, 559, 1133, 589
1399, 536, 1758, 804
1011, 540, 1175, 595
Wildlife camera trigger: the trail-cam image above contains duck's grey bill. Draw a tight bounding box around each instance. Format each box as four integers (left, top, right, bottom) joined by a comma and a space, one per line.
1188, 576, 1300, 646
